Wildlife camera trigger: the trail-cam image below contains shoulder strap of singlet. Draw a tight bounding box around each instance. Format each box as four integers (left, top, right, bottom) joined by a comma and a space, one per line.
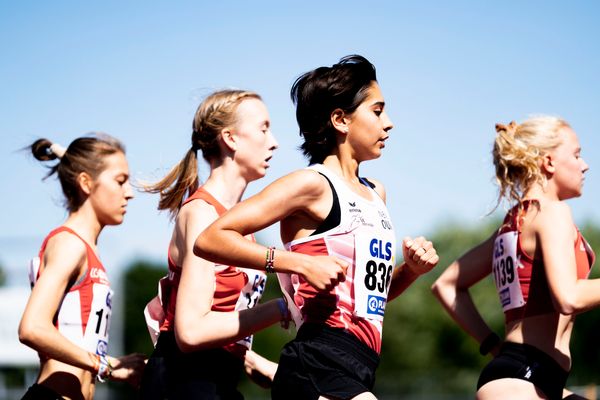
168, 187, 228, 270
37, 226, 97, 287
39, 226, 94, 257
182, 187, 227, 216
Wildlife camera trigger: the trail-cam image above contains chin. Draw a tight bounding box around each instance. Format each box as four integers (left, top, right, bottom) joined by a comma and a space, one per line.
249, 170, 266, 182
105, 216, 125, 226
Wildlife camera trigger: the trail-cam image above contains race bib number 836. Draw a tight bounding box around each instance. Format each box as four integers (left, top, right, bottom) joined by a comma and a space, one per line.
353, 233, 395, 321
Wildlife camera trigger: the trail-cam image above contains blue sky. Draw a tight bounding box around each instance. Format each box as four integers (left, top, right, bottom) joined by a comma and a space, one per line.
1, 1, 600, 286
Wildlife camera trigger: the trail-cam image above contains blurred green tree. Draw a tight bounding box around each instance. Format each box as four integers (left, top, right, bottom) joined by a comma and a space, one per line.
108, 259, 166, 399
0, 259, 6, 286
122, 259, 167, 355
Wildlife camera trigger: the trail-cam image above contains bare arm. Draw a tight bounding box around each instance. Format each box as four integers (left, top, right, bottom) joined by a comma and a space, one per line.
389, 237, 440, 300
364, 178, 440, 300
194, 170, 348, 291
18, 233, 100, 372
431, 234, 498, 345
18, 233, 146, 383
174, 200, 286, 352
539, 202, 600, 314
243, 350, 278, 388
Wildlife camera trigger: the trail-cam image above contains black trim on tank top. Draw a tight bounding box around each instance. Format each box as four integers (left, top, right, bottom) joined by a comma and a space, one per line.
311, 173, 341, 236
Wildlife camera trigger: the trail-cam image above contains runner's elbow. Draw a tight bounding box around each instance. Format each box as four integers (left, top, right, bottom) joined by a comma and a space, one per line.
175, 326, 216, 353
553, 295, 579, 315
18, 320, 42, 348
193, 233, 210, 259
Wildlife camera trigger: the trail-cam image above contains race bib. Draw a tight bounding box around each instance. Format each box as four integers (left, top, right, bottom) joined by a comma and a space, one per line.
492, 231, 525, 311
83, 284, 114, 356
144, 276, 170, 347
233, 270, 267, 349
353, 232, 396, 321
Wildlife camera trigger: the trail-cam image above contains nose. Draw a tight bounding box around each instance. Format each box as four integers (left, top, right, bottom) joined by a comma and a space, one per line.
269, 130, 279, 150
124, 181, 134, 200
382, 111, 393, 132
581, 157, 589, 173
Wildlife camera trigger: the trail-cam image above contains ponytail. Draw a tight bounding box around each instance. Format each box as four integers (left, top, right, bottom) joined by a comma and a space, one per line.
143, 147, 199, 218
144, 89, 261, 219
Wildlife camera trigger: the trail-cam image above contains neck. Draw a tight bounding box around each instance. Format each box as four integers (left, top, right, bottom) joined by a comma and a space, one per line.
322, 153, 361, 183
202, 159, 250, 209
523, 182, 559, 202
63, 207, 103, 246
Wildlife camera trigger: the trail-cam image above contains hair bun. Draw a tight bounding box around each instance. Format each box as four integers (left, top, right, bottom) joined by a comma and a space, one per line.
495, 121, 518, 135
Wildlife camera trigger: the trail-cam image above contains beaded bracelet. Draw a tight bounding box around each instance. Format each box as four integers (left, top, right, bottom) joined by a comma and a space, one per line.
96, 354, 113, 382
265, 246, 275, 273
91, 353, 100, 374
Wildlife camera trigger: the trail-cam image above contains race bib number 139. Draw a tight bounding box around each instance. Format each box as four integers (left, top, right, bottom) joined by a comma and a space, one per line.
492, 231, 524, 311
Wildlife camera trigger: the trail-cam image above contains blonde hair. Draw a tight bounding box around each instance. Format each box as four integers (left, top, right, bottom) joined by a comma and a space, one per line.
493, 115, 570, 208
144, 89, 261, 218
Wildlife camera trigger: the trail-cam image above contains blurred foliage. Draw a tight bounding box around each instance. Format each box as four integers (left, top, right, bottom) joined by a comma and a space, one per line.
121, 259, 167, 356
118, 219, 600, 398
569, 222, 600, 385
374, 217, 503, 397
0, 258, 6, 286
109, 259, 167, 399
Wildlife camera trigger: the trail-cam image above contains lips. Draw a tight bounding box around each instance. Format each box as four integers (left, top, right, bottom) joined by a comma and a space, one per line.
264, 155, 273, 167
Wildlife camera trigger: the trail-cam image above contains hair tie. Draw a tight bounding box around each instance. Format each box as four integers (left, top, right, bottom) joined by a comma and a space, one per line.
495, 121, 518, 136
49, 143, 67, 158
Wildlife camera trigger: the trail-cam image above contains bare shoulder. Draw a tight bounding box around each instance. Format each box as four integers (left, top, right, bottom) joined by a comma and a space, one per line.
278, 169, 329, 194
43, 231, 87, 276
537, 200, 574, 224
258, 169, 330, 205
533, 200, 576, 237
176, 198, 220, 233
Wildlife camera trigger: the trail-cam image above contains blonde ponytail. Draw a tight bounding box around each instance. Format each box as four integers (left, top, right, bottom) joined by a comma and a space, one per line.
144, 89, 261, 218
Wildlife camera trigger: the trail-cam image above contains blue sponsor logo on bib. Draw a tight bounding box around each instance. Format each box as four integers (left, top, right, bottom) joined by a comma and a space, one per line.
499, 288, 511, 307
367, 295, 386, 316
96, 340, 108, 356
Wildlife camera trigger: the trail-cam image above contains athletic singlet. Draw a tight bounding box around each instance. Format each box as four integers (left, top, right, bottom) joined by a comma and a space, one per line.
145, 187, 266, 354
492, 200, 595, 323
278, 164, 396, 353
29, 226, 113, 358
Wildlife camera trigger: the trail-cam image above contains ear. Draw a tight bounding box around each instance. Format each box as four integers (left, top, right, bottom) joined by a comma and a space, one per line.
541, 153, 555, 175
77, 172, 94, 195
220, 128, 237, 152
331, 109, 350, 135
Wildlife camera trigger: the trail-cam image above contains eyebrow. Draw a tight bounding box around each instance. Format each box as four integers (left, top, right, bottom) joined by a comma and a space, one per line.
371, 101, 385, 108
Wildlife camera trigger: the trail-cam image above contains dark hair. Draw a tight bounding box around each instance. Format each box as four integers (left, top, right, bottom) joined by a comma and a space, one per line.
143, 89, 261, 218
30, 134, 126, 212
290, 55, 377, 164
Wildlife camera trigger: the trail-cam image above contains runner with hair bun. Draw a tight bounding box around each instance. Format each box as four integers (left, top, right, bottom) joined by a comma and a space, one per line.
433, 116, 596, 400
19, 134, 145, 400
